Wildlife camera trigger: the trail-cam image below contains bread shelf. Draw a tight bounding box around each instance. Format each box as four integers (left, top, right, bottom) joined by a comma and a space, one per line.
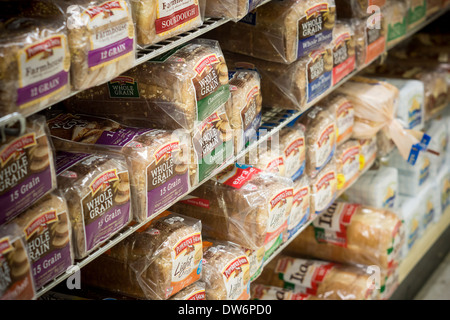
30, 7, 448, 298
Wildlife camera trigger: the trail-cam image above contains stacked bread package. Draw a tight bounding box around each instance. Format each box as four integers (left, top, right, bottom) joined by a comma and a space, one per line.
251, 284, 314, 300
211, 0, 336, 64
201, 240, 251, 300
226, 66, 263, 155
287, 175, 311, 239
171, 164, 293, 259
13, 192, 74, 289
309, 160, 338, 219
331, 20, 357, 85
245, 141, 286, 177
255, 255, 380, 300
322, 93, 355, 146
64, 39, 234, 186
81, 212, 203, 300
335, 140, 360, 191
280, 125, 307, 181
358, 136, 378, 172
0, 223, 36, 300
46, 113, 191, 223
130, 0, 205, 47
59, 0, 136, 90
205, 0, 266, 20
0, 115, 57, 226
0, 1, 71, 117
169, 281, 206, 300
55, 151, 133, 259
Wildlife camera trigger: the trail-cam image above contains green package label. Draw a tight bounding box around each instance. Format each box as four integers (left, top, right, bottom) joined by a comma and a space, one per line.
388, 19, 407, 42
197, 84, 231, 122
264, 234, 284, 261
408, 2, 426, 26
107, 77, 140, 98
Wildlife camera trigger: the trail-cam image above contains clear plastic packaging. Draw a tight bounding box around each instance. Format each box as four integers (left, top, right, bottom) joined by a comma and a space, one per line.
299, 106, 336, 178
210, 0, 336, 64
287, 175, 311, 240
251, 284, 313, 300
426, 119, 448, 174
285, 202, 404, 270
205, 0, 266, 21
201, 240, 251, 300
331, 20, 357, 85
245, 140, 286, 177
46, 113, 191, 222
14, 192, 74, 289
0, 115, 57, 226
0, 223, 36, 300
169, 281, 206, 300
358, 136, 377, 171
171, 165, 293, 254
226, 67, 262, 155
255, 255, 380, 300
323, 93, 355, 146
336, 140, 360, 191
383, 0, 408, 47
55, 150, 133, 259
280, 125, 306, 181
81, 212, 203, 300
340, 165, 398, 210
130, 0, 205, 47
309, 159, 337, 218
59, 0, 136, 90
243, 246, 265, 282
398, 195, 423, 259
0, 1, 71, 117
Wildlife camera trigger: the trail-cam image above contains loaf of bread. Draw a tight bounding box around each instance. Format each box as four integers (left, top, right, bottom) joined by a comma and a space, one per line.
210, 0, 336, 64
81, 212, 203, 300
243, 245, 265, 282
130, 0, 205, 47
331, 20, 357, 85
169, 281, 206, 300
226, 67, 262, 155
202, 240, 251, 300
287, 175, 311, 240
285, 202, 404, 270
205, 0, 265, 20
65, 39, 230, 132
280, 125, 306, 181
255, 255, 380, 300
171, 165, 293, 253
299, 106, 336, 178
251, 284, 315, 300
0, 115, 57, 226
0, 223, 36, 300
14, 192, 74, 289
245, 142, 286, 177
55, 151, 132, 259
322, 93, 354, 146
310, 160, 337, 218
384, 0, 408, 47
353, 13, 387, 67
336, 140, 360, 191
58, 0, 135, 90
0, 1, 71, 117
47, 113, 191, 222
358, 137, 377, 171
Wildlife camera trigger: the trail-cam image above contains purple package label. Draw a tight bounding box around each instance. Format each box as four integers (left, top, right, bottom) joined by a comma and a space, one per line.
55, 151, 91, 175
95, 127, 153, 147
88, 38, 134, 69
32, 244, 73, 289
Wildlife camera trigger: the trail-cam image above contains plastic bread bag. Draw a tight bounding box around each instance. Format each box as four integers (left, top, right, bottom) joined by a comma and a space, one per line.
226, 66, 262, 155
337, 76, 431, 166
340, 165, 398, 210
169, 281, 206, 300
201, 239, 251, 300
209, 0, 336, 64
55, 150, 133, 259
205, 0, 266, 21
421, 181, 441, 227
280, 124, 307, 181
46, 113, 191, 223
322, 92, 355, 146
244, 138, 286, 177
335, 140, 360, 191
383, 0, 408, 47
251, 284, 314, 300
331, 20, 357, 85
426, 119, 448, 174
56, 0, 136, 91
334, 0, 387, 19
385, 148, 432, 196
81, 212, 203, 300
287, 175, 311, 240
0, 222, 36, 300
284, 202, 404, 270
352, 13, 387, 68
398, 195, 423, 259
129, 0, 206, 47
0, 0, 71, 117
255, 255, 380, 300
407, 0, 427, 30
0, 114, 57, 226
171, 164, 294, 256
243, 246, 265, 282
298, 106, 336, 178
65, 39, 230, 132
358, 136, 377, 171
309, 159, 338, 219
13, 192, 74, 290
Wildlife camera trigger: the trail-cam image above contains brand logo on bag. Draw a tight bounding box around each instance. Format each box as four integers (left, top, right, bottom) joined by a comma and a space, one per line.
342, 146, 360, 163
154, 141, 180, 164
90, 169, 119, 195
84, 1, 123, 19
246, 86, 260, 104
24, 211, 57, 239
0, 237, 12, 255
270, 189, 294, 209
305, 3, 329, 19
187, 290, 206, 300
334, 32, 351, 47
267, 157, 284, 172
25, 37, 62, 60
223, 256, 249, 279
194, 54, 219, 76
294, 187, 309, 204
285, 138, 304, 157
174, 233, 201, 258
0, 133, 36, 167
318, 124, 335, 147
316, 172, 335, 190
